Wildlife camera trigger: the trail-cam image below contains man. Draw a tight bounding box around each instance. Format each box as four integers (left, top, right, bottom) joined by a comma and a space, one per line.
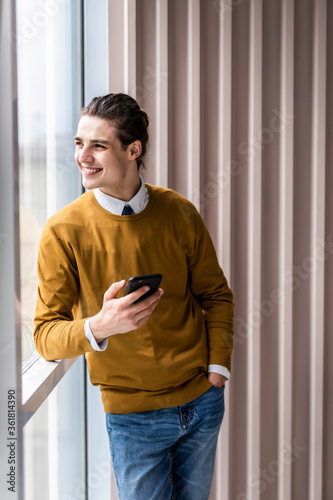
34, 93, 234, 500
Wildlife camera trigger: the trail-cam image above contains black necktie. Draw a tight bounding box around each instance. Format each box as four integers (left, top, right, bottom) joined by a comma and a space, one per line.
121, 204, 134, 215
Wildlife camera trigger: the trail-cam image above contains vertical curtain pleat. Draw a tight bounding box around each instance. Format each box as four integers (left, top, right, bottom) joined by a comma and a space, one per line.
278, 0, 294, 498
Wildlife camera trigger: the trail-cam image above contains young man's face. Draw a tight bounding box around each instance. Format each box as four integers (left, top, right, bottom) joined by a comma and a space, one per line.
74, 115, 138, 196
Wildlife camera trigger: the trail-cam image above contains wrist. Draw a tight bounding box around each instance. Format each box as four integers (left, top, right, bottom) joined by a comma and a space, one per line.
90, 313, 108, 343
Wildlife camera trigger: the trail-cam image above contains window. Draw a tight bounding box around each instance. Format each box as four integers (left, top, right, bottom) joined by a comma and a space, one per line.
0, 1, 111, 498
16, 0, 83, 371
14, 1, 87, 498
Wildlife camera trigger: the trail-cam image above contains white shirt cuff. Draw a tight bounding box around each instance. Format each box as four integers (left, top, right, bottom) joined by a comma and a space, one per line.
84, 318, 108, 351
208, 364, 230, 381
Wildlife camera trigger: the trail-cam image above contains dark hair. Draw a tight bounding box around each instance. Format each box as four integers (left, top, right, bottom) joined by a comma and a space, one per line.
80, 93, 149, 169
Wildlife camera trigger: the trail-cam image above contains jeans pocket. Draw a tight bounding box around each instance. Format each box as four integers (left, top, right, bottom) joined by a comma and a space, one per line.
210, 384, 225, 390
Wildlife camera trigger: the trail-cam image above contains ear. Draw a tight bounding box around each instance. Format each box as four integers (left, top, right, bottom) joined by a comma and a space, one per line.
128, 140, 142, 161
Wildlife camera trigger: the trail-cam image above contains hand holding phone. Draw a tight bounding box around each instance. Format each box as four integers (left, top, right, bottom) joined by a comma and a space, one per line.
90, 276, 163, 343
124, 274, 163, 304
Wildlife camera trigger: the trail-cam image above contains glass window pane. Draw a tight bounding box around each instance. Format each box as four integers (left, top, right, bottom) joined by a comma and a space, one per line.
84, 0, 108, 103
15, 0, 83, 370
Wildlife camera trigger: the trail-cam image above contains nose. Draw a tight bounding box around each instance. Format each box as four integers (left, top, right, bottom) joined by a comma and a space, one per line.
77, 145, 94, 164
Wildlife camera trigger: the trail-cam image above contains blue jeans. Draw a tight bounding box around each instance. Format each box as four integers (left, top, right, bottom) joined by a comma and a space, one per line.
105, 385, 225, 500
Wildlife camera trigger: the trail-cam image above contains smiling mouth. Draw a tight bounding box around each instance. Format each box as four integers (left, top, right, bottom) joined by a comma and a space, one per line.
82, 167, 102, 174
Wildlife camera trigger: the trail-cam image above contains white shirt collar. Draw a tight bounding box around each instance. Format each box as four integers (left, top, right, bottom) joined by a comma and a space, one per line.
93, 175, 149, 215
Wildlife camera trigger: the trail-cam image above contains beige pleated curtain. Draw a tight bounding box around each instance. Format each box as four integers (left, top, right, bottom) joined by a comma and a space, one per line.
106, 1, 333, 499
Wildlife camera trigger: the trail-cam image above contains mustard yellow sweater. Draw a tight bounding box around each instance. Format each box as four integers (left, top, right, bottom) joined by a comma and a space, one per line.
34, 184, 234, 413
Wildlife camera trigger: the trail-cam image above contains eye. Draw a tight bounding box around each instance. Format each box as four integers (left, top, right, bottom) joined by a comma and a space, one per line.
75, 141, 83, 147
95, 144, 106, 149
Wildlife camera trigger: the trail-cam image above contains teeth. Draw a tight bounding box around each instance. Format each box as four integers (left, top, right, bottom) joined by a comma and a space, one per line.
83, 167, 101, 173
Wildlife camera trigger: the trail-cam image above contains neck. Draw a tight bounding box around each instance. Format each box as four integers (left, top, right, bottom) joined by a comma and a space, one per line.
100, 173, 141, 202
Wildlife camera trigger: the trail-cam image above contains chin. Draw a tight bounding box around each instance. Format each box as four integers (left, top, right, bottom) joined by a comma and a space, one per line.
82, 176, 99, 190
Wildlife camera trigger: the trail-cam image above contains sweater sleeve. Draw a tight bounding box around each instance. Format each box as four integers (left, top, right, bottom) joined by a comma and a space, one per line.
187, 210, 234, 372
34, 222, 94, 361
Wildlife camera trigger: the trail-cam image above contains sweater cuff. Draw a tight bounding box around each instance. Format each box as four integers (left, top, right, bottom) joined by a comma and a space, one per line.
207, 327, 233, 371
84, 318, 108, 352
208, 364, 230, 381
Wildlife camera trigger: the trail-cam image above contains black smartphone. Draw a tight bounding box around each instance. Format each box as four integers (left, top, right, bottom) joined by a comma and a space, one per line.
124, 274, 163, 303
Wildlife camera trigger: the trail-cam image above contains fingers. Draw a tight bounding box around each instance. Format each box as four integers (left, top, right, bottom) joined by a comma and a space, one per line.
103, 281, 163, 329
123, 284, 163, 306
104, 280, 126, 301
131, 290, 163, 323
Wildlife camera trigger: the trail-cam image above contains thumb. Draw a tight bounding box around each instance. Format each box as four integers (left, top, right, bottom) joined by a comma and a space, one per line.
104, 279, 126, 301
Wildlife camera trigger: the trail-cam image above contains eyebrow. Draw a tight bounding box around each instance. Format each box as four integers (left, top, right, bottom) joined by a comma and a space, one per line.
74, 136, 112, 146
